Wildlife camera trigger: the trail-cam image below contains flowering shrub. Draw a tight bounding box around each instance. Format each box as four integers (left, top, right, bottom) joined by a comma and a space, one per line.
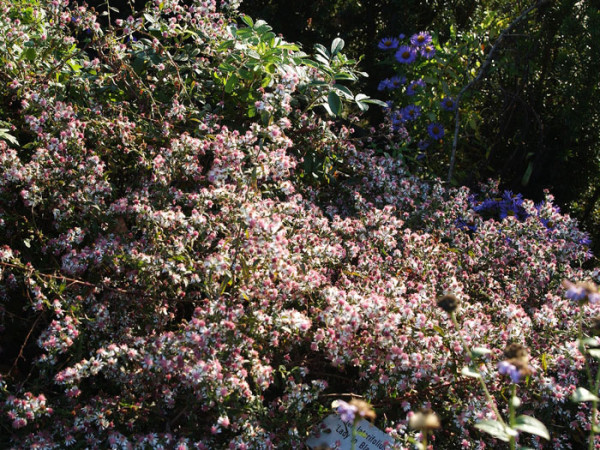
0, 0, 598, 449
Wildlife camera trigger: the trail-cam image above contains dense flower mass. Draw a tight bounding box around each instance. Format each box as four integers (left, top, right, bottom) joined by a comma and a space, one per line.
0, 1, 598, 449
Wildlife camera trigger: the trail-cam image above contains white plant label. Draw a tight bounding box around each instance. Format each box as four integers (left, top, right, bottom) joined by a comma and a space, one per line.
306, 414, 395, 449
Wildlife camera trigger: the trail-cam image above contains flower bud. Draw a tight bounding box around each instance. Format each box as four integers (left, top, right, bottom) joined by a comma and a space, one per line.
350, 399, 376, 422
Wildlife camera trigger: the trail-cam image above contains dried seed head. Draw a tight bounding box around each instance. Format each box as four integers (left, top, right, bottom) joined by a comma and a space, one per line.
437, 294, 460, 314
511, 358, 533, 377
350, 399, 376, 422
409, 408, 441, 431
503, 343, 528, 363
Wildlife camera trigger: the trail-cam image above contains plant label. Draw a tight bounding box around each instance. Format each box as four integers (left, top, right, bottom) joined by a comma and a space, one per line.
306, 414, 395, 449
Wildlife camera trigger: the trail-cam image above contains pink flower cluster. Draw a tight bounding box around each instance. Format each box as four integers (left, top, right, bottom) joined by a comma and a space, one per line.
0, 0, 597, 448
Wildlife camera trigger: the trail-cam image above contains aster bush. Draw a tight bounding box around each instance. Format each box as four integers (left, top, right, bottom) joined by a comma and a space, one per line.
374, 21, 509, 180
0, 0, 599, 449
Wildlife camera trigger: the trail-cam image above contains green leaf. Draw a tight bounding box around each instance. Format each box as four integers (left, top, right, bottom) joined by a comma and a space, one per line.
474, 420, 511, 442
361, 98, 389, 107
521, 161, 533, 186
571, 387, 599, 403
332, 84, 353, 99
327, 91, 341, 117
314, 43, 329, 58
0, 128, 18, 146
321, 102, 334, 117
580, 337, 600, 347
513, 415, 550, 440
471, 346, 492, 358
331, 38, 344, 56
143, 13, 156, 24
260, 75, 272, 88
224, 73, 238, 94
314, 54, 330, 66
276, 43, 299, 51
240, 15, 253, 28
356, 101, 368, 112
23, 47, 36, 62
334, 72, 357, 81
461, 365, 481, 378
237, 69, 253, 80
217, 40, 235, 51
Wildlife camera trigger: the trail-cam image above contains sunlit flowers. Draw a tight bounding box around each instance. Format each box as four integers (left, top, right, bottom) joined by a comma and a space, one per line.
395, 45, 417, 64
410, 31, 432, 47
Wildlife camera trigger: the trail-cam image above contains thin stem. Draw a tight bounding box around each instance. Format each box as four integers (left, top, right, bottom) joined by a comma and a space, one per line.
587, 314, 600, 449
422, 429, 428, 450
509, 384, 517, 450
450, 312, 506, 426
590, 364, 600, 450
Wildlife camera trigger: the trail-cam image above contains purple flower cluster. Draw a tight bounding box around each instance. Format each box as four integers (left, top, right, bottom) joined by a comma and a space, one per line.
383, 32, 435, 65
377, 31, 455, 152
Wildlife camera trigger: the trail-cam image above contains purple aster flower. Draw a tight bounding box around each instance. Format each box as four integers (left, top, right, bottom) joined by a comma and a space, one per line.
406, 79, 425, 96
377, 79, 393, 91
389, 75, 406, 89
427, 122, 444, 140
378, 37, 400, 50
395, 45, 417, 64
419, 44, 436, 59
473, 198, 499, 213
391, 110, 403, 125
401, 105, 421, 122
499, 191, 528, 220
398, 33, 406, 39
440, 97, 457, 111
590, 293, 600, 304
498, 361, 522, 383
390, 111, 408, 133
563, 280, 594, 302
334, 400, 357, 423
418, 140, 430, 150
410, 31, 432, 47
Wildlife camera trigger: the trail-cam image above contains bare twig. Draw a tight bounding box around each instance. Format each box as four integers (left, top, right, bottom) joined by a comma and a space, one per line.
8, 312, 43, 377
447, 0, 550, 183
0, 261, 154, 298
